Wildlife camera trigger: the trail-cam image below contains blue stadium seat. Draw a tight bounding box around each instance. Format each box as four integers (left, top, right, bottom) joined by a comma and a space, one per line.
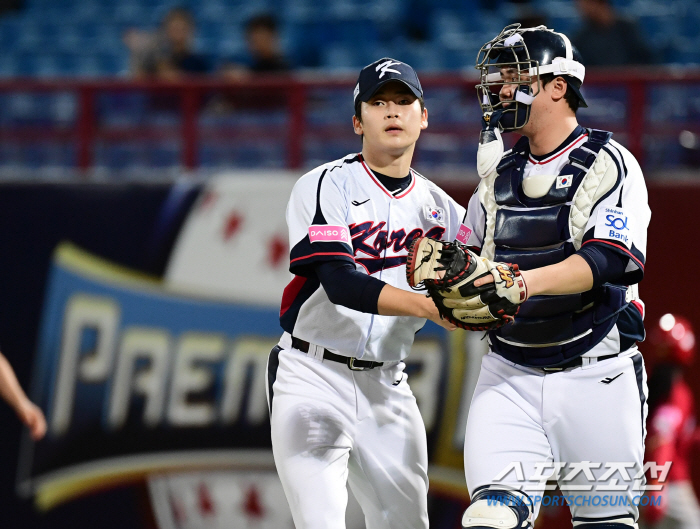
305, 88, 350, 126
34, 55, 62, 77
321, 44, 363, 70
283, 0, 322, 23
14, 52, 40, 76
147, 141, 180, 167
215, 35, 245, 59
195, 1, 230, 22
0, 18, 22, 48
94, 143, 141, 170
72, 2, 109, 23
14, 23, 41, 52
198, 20, 227, 42
98, 93, 149, 128
54, 26, 82, 53
199, 138, 286, 169
114, 2, 149, 24
0, 0, 699, 81
0, 55, 19, 77
394, 41, 446, 72
20, 142, 76, 168
74, 55, 103, 77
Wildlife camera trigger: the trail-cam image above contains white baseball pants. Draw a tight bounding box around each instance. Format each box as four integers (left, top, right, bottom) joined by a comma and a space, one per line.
464, 349, 648, 523
267, 345, 429, 529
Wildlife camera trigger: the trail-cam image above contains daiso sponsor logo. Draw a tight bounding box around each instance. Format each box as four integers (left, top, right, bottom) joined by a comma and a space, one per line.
456, 223, 472, 244
309, 225, 349, 243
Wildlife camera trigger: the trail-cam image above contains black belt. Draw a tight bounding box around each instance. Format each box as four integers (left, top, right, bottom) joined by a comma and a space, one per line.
541, 353, 621, 372
291, 337, 384, 371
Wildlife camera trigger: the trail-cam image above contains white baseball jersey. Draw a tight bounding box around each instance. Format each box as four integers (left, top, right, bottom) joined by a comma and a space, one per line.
461, 128, 651, 525
462, 130, 651, 359
270, 152, 465, 529
279, 152, 466, 362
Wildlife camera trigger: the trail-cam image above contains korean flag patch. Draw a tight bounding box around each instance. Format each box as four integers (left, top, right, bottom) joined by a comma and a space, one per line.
556, 175, 572, 189
425, 205, 445, 223
594, 206, 632, 249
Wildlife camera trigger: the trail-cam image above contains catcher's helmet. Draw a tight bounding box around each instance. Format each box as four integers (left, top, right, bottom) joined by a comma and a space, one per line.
647, 313, 696, 366
475, 24, 587, 132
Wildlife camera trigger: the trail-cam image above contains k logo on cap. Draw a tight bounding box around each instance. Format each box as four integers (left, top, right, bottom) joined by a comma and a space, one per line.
354, 57, 423, 110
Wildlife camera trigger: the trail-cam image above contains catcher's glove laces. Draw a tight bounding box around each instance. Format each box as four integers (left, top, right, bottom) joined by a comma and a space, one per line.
406, 237, 527, 331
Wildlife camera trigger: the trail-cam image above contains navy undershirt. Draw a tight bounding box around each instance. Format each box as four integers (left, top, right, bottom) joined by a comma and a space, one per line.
312, 170, 412, 314
372, 170, 412, 194
315, 261, 385, 314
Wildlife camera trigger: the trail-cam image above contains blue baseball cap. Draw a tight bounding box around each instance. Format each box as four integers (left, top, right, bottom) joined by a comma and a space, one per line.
353, 58, 423, 111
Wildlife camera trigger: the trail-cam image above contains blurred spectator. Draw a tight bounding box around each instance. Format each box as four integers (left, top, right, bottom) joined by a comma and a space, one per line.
641, 314, 700, 529
246, 14, 289, 73
572, 0, 654, 66
221, 13, 289, 78
403, 0, 431, 41
124, 7, 210, 79
123, 28, 158, 78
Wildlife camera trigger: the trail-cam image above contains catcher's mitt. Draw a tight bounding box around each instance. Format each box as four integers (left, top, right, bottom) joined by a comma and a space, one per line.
406, 237, 528, 331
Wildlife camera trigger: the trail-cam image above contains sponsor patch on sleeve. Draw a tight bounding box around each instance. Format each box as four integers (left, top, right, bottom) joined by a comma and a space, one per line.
594, 206, 632, 248
456, 223, 473, 244
308, 225, 350, 244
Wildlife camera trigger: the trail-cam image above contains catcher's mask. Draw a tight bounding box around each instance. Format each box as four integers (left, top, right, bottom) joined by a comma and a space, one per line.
475, 24, 587, 132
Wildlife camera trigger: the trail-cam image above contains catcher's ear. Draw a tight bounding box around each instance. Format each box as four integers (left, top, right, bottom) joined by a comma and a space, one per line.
353, 114, 363, 136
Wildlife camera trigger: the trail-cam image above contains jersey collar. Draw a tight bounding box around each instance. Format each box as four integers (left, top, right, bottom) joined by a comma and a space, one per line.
528, 125, 587, 165
359, 154, 416, 199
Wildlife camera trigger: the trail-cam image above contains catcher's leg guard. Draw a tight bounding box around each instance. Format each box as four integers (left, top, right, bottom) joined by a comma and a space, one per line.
462, 487, 533, 529
573, 515, 638, 529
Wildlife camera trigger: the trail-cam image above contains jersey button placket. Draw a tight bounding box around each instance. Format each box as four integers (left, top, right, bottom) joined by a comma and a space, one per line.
360, 196, 392, 362
381, 198, 393, 277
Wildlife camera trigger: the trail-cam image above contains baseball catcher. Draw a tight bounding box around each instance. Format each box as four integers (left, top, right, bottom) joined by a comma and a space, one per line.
406, 237, 528, 331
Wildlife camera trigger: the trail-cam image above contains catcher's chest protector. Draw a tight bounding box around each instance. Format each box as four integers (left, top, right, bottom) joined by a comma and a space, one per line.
480, 129, 629, 366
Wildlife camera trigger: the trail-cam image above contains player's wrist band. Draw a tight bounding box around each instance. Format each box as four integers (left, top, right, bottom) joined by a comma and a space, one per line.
291, 336, 384, 371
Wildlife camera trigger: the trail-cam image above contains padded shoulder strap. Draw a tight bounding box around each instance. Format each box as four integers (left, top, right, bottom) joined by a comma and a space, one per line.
568, 144, 620, 250
586, 128, 613, 146
480, 137, 530, 259
512, 134, 531, 154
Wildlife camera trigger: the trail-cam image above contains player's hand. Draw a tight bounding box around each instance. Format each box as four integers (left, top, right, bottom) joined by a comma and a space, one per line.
430, 313, 457, 331
424, 296, 457, 331
474, 268, 530, 291
17, 399, 47, 440
473, 274, 494, 288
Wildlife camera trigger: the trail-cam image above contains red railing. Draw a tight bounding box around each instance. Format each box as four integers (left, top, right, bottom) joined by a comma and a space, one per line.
0, 68, 698, 171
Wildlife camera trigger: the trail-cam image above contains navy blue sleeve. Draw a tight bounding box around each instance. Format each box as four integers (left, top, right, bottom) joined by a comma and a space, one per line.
315, 260, 386, 314
290, 236, 354, 277
577, 243, 629, 288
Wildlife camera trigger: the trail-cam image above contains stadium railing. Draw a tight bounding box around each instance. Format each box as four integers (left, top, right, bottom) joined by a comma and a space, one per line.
0, 68, 697, 172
